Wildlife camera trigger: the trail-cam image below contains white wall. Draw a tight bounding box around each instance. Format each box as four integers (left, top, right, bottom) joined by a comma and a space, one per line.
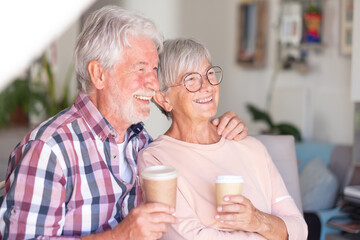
55, 0, 354, 144
124, 0, 353, 144
351, 0, 360, 101
175, 0, 353, 144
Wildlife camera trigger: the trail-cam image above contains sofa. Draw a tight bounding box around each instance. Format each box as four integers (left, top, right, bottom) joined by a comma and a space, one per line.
295, 141, 354, 240
255, 135, 303, 212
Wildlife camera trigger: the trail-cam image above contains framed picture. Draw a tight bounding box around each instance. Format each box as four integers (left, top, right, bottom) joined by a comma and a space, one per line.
340, 0, 353, 55
236, 0, 267, 68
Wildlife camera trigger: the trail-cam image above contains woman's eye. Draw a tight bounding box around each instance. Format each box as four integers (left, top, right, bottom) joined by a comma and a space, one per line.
185, 77, 195, 82
207, 70, 215, 76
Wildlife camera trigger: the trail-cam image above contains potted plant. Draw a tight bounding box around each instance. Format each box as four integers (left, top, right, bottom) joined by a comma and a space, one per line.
0, 78, 48, 127
246, 103, 302, 142
0, 53, 75, 128
37, 53, 75, 117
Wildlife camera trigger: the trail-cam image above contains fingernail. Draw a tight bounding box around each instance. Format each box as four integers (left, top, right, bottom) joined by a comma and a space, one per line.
224, 196, 229, 201
215, 215, 220, 219
217, 206, 222, 212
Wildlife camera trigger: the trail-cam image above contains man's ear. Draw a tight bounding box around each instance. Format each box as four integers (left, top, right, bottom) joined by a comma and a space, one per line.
88, 60, 106, 90
153, 91, 173, 112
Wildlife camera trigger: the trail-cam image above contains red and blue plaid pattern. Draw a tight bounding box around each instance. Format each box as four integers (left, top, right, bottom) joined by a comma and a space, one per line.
0, 93, 152, 239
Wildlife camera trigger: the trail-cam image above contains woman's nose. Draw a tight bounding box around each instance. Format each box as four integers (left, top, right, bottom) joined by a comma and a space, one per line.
200, 75, 212, 90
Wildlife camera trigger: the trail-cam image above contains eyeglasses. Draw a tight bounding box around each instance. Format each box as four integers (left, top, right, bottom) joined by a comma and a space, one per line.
169, 66, 223, 93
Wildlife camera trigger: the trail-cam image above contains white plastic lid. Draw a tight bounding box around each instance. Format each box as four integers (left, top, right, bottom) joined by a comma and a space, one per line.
216, 175, 243, 183
141, 165, 178, 181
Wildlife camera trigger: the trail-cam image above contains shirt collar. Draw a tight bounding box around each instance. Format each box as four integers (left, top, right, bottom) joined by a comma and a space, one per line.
75, 93, 144, 142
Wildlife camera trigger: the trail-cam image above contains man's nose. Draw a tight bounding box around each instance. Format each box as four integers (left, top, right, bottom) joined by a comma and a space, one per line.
144, 71, 160, 91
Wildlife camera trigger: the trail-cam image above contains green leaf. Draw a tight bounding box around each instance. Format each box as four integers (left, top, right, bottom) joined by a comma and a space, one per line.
246, 104, 274, 128
274, 123, 302, 142
246, 103, 302, 142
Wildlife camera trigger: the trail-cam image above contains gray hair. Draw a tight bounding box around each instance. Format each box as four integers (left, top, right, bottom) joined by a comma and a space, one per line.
74, 5, 164, 93
157, 38, 212, 118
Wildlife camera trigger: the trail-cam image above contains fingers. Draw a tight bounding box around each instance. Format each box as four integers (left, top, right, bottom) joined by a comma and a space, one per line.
141, 202, 176, 215
233, 124, 248, 141
217, 202, 245, 214
115, 203, 177, 239
211, 111, 248, 140
225, 121, 248, 140
211, 118, 220, 126
216, 195, 251, 215
213, 111, 236, 136
215, 196, 256, 232
221, 195, 247, 205
150, 211, 178, 225
138, 202, 177, 224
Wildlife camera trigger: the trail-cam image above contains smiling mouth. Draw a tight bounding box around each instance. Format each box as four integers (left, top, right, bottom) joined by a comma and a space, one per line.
194, 96, 213, 103
134, 95, 153, 101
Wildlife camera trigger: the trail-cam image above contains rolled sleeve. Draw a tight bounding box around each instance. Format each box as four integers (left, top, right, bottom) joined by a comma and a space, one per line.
0, 140, 67, 239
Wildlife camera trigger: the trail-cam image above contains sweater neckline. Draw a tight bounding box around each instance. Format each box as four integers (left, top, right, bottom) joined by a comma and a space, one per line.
157, 134, 226, 150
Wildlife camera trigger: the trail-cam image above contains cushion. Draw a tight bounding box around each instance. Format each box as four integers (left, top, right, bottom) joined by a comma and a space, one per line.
295, 141, 335, 172
300, 158, 339, 211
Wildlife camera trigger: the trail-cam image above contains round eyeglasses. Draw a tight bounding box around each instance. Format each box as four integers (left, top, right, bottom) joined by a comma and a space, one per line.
169, 66, 223, 93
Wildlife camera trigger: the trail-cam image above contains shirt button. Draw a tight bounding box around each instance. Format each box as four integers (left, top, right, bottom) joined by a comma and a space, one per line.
113, 155, 116, 159
111, 132, 117, 138
11, 208, 16, 215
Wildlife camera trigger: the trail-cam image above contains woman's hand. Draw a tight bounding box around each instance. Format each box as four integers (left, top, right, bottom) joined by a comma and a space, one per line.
215, 195, 288, 240
211, 111, 248, 141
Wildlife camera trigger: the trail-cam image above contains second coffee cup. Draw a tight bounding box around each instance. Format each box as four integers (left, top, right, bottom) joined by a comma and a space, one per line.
140, 165, 178, 208
215, 175, 243, 205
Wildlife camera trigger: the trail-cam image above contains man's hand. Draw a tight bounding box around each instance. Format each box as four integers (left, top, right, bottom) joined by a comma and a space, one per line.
82, 203, 177, 240
112, 202, 177, 240
211, 111, 248, 141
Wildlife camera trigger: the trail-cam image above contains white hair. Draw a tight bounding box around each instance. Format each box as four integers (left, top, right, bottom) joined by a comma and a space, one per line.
157, 38, 212, 118
74, 5, 164, 93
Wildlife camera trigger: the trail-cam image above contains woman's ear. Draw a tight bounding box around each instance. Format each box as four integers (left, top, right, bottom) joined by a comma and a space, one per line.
88, 60, 106, 90
153, 91, 173, 112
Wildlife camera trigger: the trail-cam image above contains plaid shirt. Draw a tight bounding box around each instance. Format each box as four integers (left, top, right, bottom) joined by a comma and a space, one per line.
0, 93, 152, 239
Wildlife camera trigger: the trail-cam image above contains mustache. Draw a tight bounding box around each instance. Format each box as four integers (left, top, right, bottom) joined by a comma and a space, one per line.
132, 89, 156, 97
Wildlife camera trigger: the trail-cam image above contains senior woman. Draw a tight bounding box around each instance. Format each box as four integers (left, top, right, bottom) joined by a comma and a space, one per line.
138, 38, 307, 240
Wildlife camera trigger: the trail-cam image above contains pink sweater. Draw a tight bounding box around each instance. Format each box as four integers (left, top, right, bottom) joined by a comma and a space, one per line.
138, 136, 307, 240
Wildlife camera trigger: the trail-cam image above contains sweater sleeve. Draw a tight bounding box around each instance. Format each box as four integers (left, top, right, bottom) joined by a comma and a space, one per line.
262, 143, 308, 240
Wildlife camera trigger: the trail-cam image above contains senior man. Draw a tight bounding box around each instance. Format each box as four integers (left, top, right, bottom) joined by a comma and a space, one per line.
0, 5, 248, 240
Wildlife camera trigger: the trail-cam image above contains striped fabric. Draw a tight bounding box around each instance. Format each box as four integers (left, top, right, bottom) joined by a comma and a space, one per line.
0, 93, 152, 239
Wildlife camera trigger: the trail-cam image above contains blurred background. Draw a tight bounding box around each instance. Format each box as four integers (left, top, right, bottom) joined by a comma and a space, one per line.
2, 0, 357, 142
0, 1, 359, 239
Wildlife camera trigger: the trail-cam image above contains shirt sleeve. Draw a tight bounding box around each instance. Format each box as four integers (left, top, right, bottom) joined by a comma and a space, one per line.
138, 149, 266, 240
0, 140, 71, 239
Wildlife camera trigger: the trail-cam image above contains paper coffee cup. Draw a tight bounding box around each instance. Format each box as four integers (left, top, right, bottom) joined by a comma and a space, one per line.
140, 165, 178, 208
216, 175, 243, 205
